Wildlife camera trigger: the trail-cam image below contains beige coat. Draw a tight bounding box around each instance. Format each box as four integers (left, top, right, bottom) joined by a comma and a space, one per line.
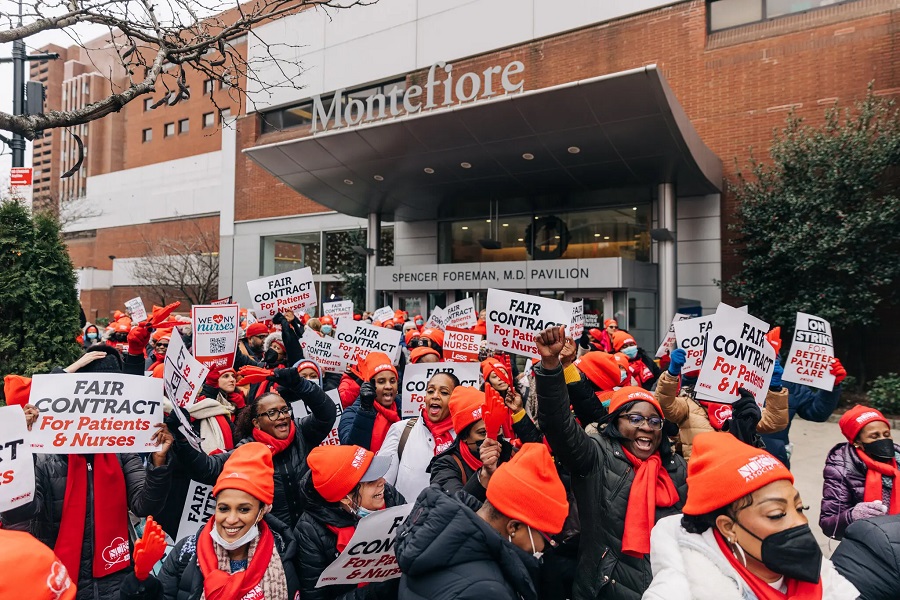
655, 371, 788, 460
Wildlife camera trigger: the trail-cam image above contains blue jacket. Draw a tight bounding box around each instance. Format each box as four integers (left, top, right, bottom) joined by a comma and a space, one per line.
761, 381, 841, 467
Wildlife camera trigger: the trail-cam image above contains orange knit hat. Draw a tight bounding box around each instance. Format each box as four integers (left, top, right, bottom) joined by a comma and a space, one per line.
3, 374, 32, 406
420, 327, 445, 348
486, 443, 569, 534
682, 432, 793, 515
839, 405, 890, 443
0, 529, 76, 600
363, 351, 398, 380
481, 358, 510, 386
213, 442, 275, 504
574, 352, 621, 391
307, 445, 392, 503
607, 386, 662, 416
409, 346, 440, 364
404, 328, 420, 345
612, 330, 636, 352
449, 386, 485, 434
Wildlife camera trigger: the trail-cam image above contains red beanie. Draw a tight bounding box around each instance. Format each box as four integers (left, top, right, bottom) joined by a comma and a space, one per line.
212, 442, 275, 504
612, 330, 636, 352
421, 327, 445, 348
481, 358, 510, 386
296, 360, 321, 378
307, 445, 391, 503
604, 318, 618, 328
574, 352, 621, 391
486, 443, 569, 534
608, 386, 662, 416
0, 529, 76, 600
410, 347, 441, 364
449, 386, 484, 433
363, 352, 398, 380
840, 405, 890, 443
3, 374, 32, 406
205, 367, 235, 388
404, 329, 420, 345
246, 322, 268, 338
683, 432, 793, 515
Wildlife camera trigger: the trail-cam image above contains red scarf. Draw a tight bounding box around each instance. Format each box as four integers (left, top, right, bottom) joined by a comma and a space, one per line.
228, 391, 246, 410
700, 401, 733, 431
55, 455, 131, 584
855, 447, 900, 514
422, 413, 454, 455
371, 403, 400, 452
713, 529, 823, 600
325, 524, 356, 553
209, 415, 235, 456
620, 447, 679, 557
459, 442, 483, 470
198, 518, 275, 600
252, 421, 295, 454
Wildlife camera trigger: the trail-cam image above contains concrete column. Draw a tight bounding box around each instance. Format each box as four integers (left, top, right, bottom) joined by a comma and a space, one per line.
367, 212, 381, 311
658, 182, 677, 332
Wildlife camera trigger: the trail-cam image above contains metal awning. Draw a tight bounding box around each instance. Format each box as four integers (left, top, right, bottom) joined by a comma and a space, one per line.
244, 65, 722, 221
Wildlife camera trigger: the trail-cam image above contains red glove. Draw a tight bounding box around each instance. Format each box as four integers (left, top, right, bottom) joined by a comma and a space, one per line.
765, 327, 782, 355
127, 324, 151, 357
482, 386, 508, 441
133, 516, 166, 581
237, 365, 274, 385
830, 358, 847, 385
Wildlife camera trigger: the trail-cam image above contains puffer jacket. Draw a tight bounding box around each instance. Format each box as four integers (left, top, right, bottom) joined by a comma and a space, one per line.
293, 471, 406, 600
119, 514, 301, 600
395, 487, 541, 600
428, 436, 515, 498
760, 381, 842, 467
0, 453, 172, 600
172, 377, 337, 528
654, 371, 789, 459
831, 514, 900, 600
820, 441, 900, 539
536, 364, 687, 600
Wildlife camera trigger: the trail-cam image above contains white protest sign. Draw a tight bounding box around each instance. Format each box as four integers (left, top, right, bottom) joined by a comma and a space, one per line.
425, 307, 446, 330
300, 331, 349, 374
695, 303, 776, 405
176, 480, 215, 542
292, 389, 343, 446
782, 312, 836, 391
443, 330, 483, 363
569, 300, 585, 339
401, 362, 482, 418
334, 320, 403, 365
323, 300, 354, 323
246, 267, 317, 320
317, 503, 413, 587
673, 315, 715, 373
584, 313, 600, 330
656, 313, 693, 358
0, 406, 35, 511
444, 298, 477, 329
192, 304, 239, 370
485, 289, 573, 359
28, 374, 164, 454
124, 297, 147, 323
164, 332, 209, 409
372, 306, 394, 323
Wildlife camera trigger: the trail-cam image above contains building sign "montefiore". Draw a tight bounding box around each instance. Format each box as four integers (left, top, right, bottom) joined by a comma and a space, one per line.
312, 60, 526, 132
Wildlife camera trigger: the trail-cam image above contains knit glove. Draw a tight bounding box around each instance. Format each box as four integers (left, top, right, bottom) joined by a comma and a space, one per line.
769, 357, 783, 390
668, 348, 686, 376
133, 516, 166, 581
830, 358, 847, 386
127, 324, 151, 357
359, 381, 377, 411
850, 500, 887, 521
268, 367, 314, 396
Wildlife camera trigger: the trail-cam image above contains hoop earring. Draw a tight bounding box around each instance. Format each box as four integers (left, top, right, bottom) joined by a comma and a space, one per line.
730, 538, 748, 568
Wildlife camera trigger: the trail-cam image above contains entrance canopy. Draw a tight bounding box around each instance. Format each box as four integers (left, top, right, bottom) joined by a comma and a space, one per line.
245, 65, 722, 221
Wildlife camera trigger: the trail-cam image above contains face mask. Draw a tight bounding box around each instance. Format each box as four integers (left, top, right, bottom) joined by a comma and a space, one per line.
353, 504, 373, 519
861, 438, 895, 461
321, 325, 333, 335
211, 508, 264, 551
735, 520, 822, 583
622, 346, 639, 359
508, 525, 543, 560
416, 320, 423, 326
87, 332, 98, 340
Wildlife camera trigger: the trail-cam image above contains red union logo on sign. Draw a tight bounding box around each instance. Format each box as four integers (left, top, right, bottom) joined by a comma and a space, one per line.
9, 167, 32, 187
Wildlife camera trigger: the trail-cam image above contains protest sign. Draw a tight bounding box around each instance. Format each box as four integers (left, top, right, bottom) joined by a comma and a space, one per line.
164, 332, 209, 409
210, 297, 232, 305
292, 389, 344, 446
300, 331, 349, 374
485, 289, 574, 359
584, 313, 600, 329
443, 330, 483, 363
317, 503, 413, 587
372, 306, 394, 323
323, 300, 354, 323
695, 303, 776, 405
656, 313, 693, 358
176, 480, 215, 542
444, 298, 477, 329
401, 362, 481, 417
673, 315, 715, 372
425, 307, 446, 330
0, 406, 35, 512
246, 267, 317, 320
192, 304, 239, 370
569, 300, 585, 340
29, 374, 164, 454
124, 297, 147, 323
334, 319, 403, 365
782, 312, 836, 391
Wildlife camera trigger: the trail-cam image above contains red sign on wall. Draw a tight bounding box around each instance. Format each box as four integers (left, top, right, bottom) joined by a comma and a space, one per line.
9, 167, 32, 187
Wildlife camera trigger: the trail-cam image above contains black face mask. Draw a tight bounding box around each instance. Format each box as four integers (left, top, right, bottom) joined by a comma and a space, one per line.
861, 438, 895, 461
736, 521, 822, 583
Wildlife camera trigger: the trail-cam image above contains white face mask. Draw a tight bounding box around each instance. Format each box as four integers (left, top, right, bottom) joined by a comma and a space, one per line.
211, 508, 264, 551
508, 524, 543, 560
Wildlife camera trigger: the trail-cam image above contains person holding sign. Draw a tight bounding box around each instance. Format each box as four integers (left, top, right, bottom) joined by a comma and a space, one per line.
534, 325, 688, 600
339, 353, 401, 453
294, 445, 405, 600
820, 406, 900, 540
120, 443, 301, 600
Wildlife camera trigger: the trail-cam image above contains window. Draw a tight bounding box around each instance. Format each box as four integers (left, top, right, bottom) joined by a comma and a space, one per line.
220, 108, 232, 121
143, 97, 153, 111
164, 122, 175, 137
142, 128, 152, 142
708, 0, 857, 31
220, 75, 232, 90
203, 79, 214, 95
202, 112, 215, 128
178, 118, 189, 134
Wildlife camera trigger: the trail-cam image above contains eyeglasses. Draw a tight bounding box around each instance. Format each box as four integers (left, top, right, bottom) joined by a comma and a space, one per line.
156, 343, 169, 349
258, 407, 292, 421
619, 413, 664, 430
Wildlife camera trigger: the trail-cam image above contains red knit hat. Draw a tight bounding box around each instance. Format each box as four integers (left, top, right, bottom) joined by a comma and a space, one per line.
683, 432, 793, 515
0, 529, 76, 600
213, 442, 275, 504
296, 360, 321, 378
608, 386, 662, 416
3, 374, 32, 406
410, 346, 441, 364
575, 352, 621, 391
449, 386, 484, 433
840, 405, 890, 443
612, 330, 636, 352
421, 327, 445, 348
604, 318, 618, 328
486, 443, 569, 534
205, 367, 235, 387
404, 329, 421, 345
394, 310, 406, 324
307, 445, 392, 503
319, 315, 335, 326
246, 322, 268, 338
481, 358, 510, 386
363, 351, 398, 380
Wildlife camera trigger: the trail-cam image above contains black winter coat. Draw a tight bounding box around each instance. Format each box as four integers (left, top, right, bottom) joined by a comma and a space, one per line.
395, 487, 541, 600
427, 437, 514, 499
831, 514, 900, 600
0, 453, 172, 600
535, 364, 687, 600
119, 514, 301, 600
293, 471, 405, 600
